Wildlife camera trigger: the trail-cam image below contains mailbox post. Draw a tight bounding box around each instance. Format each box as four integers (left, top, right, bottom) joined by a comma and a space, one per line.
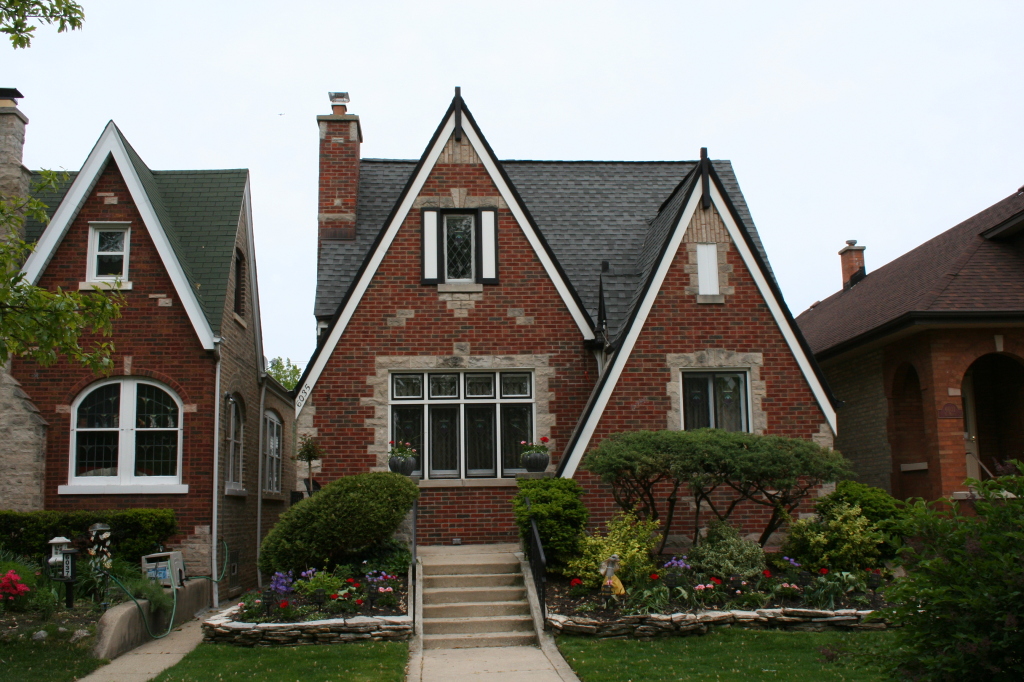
48, 537, 79, 608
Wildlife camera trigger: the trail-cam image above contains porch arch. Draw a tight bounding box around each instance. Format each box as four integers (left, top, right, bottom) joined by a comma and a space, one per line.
961, 353, 1024, 479
889, 363, 934, 499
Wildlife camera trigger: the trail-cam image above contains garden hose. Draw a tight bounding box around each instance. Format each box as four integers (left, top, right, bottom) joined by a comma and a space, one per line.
104, 571, 179, 640
183, 540, 230, 583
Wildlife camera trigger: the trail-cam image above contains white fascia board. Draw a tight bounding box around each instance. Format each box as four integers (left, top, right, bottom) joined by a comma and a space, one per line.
460, 123, 595, 341
708, 181, 837, 434
560, 189, 701, 478
295, 116, 458, 416
21, 121, 217, 350
242, 177, 266, 372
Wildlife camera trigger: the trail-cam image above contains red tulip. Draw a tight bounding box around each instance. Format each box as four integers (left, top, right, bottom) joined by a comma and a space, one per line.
540, 436, 549, 443
819, 568, 829, 575
355, 599, 363, 606
763, 569, 772, 578
279, 600, 289, 608
710, 576, 722, 585
649, 573, 659, 580
570, 578, 583, 587
330, 593, 338, 600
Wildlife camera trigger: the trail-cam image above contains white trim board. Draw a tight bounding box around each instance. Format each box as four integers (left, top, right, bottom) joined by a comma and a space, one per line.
559, 183, 837, 478
295, 109, 594, 416
21, 121, 217, 350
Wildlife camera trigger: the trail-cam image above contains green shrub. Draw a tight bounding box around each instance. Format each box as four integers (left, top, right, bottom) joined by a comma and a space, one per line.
782, 502, 884, 571
335, 538, 412, 576
566, 511, 660, 589
513, 478, 588, 571
687, 520, 765, 579
0, 509, 177, 562
258, 472, 418, 575
882, 462, 1024, 680
816, 481, 906, 558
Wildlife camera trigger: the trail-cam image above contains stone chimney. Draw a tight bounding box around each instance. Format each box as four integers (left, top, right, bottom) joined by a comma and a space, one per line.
839, 239, 866, 289
0, 88, 31, 212
317, 92, 362, 241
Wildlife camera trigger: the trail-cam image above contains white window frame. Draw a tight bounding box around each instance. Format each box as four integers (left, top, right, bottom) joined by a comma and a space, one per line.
59, 378, 187, 495
389, 371, 535, 479
263, 410, 283, 493
443, 213, 476, 283
226, 397, 245, 492
680, 370, 751, 432
87, 222, 131, 283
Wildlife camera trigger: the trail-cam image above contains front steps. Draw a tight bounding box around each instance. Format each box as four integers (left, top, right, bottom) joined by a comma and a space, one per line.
419, 544, 537, 649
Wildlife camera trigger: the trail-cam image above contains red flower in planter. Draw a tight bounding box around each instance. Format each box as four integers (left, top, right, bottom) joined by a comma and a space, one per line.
355, 599, 364, 606
330, 593, 339, 600
649, 573, 659, 580
570, 578, 583, 587
819, 568, 829, 575
540, 437, 549, 443
279, 600, 289, 608
763, 569, 772, 578
710, 576, 722, 585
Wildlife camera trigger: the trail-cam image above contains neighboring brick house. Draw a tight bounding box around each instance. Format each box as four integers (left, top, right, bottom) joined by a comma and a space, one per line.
295, 90, 838, 545
0, 93, 294, 600
796, 189, 1024, 500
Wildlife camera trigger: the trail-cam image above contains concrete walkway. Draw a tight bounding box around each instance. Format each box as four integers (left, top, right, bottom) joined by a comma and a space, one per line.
79, 618, 205, 682
420, 645, 571, 682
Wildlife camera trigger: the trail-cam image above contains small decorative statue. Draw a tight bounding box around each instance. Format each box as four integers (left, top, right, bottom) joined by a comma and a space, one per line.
599, 553, 625, 597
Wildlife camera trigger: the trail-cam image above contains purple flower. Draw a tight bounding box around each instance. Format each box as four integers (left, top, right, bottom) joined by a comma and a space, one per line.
269, 571, 294, 595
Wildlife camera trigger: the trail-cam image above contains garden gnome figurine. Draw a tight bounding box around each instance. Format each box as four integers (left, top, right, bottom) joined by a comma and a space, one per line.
599, 553, 626, 596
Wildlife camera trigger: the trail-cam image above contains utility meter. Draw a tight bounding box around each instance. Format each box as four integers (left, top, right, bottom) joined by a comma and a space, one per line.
141, 551, 186, 589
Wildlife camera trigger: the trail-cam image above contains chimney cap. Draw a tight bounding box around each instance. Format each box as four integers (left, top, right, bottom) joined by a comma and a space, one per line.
328, 92, 350, 105
0, 87, 24, 100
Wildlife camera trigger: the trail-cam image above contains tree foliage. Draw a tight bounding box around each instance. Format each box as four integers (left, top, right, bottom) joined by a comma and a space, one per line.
267, 356, 302, 390
1, 171, 122, 372
1, 0, 84, 48
584, 429, 852, 548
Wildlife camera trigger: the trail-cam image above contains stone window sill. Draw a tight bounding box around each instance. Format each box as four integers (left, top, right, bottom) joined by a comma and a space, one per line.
696, 294, 725, 304
224, 486, 248, 497
233, 312, 247, 328
261, 491, 288, 501
417, 478, 518, 488
79, 281, 133, 291
58, 483, 188, 495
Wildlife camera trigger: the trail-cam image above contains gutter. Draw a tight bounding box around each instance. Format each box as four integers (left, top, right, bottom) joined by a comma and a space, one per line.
211, 337, 223, 607
255, 374, 267, 589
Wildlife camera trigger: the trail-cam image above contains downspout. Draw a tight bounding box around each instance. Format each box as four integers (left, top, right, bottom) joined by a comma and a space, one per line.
255, 375, 267, 589
211, 338, 223, 607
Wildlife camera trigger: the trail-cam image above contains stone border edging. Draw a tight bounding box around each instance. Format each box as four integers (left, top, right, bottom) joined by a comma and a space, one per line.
202, 605, 412, 646
547, 608, 886, 639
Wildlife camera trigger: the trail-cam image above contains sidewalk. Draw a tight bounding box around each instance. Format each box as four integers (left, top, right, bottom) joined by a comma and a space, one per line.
419, 645, 573, 682
78, 618, 205, 682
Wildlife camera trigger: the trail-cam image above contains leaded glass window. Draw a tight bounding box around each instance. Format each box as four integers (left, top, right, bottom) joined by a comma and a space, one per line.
444, 214, 474, 282
263, 411, 283, 493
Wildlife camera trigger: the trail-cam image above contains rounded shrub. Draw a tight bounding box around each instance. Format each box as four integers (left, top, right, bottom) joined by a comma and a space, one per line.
815, 480, 906, 559
566, 511, 660, 589
687, 520, 765, 579
781, 502, 884, 571
513, 478, 588, 571
258, 472, 418, 574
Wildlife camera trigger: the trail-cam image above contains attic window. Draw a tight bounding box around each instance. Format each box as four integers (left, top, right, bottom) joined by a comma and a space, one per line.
421, 209, 498, 285
233, 249, 246, 316
444, 215, 475, 282
87, 223, 130, 282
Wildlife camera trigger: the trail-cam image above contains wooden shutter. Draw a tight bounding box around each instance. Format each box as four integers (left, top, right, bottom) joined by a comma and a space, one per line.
477, 209, 498, 284
421, 209, 439, 284
696, 243, 719, 295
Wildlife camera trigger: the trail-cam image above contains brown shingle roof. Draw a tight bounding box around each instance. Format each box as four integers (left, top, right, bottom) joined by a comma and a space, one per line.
797, 189, 1024, 356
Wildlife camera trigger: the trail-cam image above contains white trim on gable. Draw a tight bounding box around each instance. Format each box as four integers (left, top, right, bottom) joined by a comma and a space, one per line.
241, 177, 266, 373
559, 182, 837, 478
295, 110, 594, 416
21, 122, 217, 350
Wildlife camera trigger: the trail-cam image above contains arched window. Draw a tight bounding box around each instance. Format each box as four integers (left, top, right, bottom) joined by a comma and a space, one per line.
226, 396, 244, 490
263, 410, 283, 493
62, 378, 186, 494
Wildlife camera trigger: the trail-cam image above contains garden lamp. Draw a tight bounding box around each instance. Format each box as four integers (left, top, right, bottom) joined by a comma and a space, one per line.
262, 589, 275, 617
312, 588, 326, 608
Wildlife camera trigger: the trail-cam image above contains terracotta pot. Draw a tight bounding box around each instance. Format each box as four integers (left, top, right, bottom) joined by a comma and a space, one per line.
521, 451, 550, 473
388, 456, 417, 476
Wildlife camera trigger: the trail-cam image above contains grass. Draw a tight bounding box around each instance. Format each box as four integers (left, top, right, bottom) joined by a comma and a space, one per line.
557, 628, 894, 682
0, 638, 106, 682
150, 640, 408, 682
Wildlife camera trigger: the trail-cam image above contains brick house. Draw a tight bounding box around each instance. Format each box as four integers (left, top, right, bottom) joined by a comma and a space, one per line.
796, 188, 1024, 500
0, 93, 293, 600
295, 90, 838, 546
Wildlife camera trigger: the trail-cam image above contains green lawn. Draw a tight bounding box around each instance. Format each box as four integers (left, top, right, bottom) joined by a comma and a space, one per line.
150, 641, 408, 682
558, 628, 892, 682
0, 639, 105, 682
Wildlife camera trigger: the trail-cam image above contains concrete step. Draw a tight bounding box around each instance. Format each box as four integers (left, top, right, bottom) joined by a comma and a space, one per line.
423, 572, 523, 588
422, 614, 534, 635
422, 600, 531, 618
422, 631, 538, 649
420, 558, 520, 576
423, 586, 526, 604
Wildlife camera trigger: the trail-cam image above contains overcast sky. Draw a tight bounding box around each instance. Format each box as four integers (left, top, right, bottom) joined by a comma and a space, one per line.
8, 1, 1024, 367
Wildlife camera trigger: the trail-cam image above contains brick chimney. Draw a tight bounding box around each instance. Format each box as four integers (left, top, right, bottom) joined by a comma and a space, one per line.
317, 92, 362, 241
0, 88, 31, 212
839, 239, 866, 289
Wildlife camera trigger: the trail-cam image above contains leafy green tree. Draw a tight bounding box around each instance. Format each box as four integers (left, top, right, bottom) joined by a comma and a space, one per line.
1, 172, 122, 372
1, 0, 84, 48
267, 356, 302, 390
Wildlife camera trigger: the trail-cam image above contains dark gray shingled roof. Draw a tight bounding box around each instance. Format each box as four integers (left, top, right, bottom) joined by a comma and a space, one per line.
314, 158, 775, 325
28, 131, 248, 334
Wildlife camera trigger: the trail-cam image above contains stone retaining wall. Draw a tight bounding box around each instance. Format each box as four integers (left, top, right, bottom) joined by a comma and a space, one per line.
547, 608, 886, 639
202, 605, 412, 647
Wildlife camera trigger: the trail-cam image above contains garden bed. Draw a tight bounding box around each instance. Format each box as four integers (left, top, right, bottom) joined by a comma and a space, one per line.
202, 603, 412, 646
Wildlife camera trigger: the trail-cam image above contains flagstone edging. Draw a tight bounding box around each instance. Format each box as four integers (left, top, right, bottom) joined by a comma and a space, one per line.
202, 605, 412, 646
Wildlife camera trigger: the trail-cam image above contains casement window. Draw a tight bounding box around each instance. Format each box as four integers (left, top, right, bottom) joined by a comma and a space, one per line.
263, 410, 283, 493
226, 397, 244, 491
389, 371, 533, 479
87, 223, 130, 282
421, 209, 498, 285
63, 378, 185, 493
682, 372, 748, 432
696, 243, 720, 296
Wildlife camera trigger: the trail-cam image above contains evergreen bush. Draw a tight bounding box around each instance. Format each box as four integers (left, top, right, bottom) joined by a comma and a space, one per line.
0, 509, 177, 562
687, 520, 766, 579
815, 480, 906, 559
258, 472, 418, 575
782, 502, 885, 571
512, 478, 588, 571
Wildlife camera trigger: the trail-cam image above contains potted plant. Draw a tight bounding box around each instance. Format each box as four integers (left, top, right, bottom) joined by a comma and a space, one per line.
388, 441, 419, 476
519, 437, 551, 472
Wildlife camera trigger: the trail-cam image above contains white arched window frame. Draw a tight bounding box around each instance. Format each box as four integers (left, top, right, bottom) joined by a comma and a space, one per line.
59, 378, 187, 495
226, 396, 244, 491
263, 410, 283, 493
